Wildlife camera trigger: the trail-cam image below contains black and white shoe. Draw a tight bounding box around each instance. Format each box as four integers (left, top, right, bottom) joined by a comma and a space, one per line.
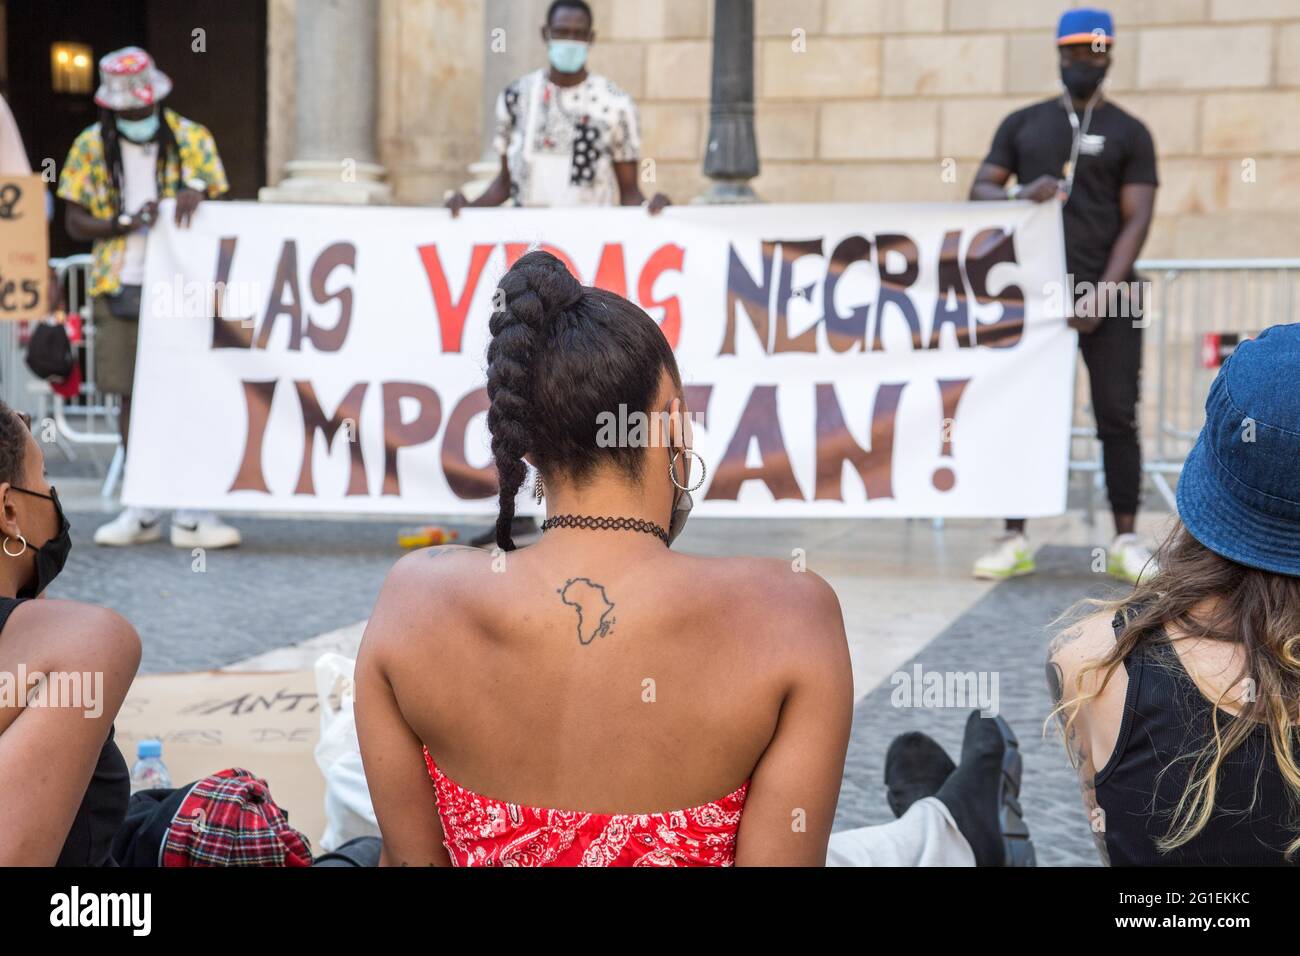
170, 514, 242, 549
93, 508, 162, 546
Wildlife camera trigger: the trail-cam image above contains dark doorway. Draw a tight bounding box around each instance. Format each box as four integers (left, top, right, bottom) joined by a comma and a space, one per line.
5, 0, 267, 258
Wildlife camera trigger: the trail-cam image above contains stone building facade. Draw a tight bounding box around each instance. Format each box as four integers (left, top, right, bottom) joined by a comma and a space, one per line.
264, 0, 1300, 258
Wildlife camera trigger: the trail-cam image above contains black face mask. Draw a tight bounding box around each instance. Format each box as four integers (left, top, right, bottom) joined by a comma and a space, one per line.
1061, 61, 1108, 100
9, 486, 71, 599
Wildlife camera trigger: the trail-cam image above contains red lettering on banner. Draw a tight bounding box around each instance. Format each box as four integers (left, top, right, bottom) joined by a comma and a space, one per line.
592, 243, 628, 297
418, 241, 686, 352
417, 242, 494, 354
638, 244, 684, 349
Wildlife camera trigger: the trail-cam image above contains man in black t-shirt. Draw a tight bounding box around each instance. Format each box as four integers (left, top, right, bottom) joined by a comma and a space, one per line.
969, 7, 1159, 585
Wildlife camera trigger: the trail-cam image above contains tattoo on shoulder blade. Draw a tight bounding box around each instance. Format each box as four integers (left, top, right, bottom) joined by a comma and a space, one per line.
557, 577, 616, 645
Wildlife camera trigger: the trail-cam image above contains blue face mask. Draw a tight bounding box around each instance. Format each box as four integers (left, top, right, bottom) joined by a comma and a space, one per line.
547, 39, 589, 74
116, 110, 160, 143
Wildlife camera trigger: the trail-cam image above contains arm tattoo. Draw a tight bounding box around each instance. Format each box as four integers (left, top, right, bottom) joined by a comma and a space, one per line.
557, 577, 616, 645
1046, 623, 1085, 659
1047, 655, 1111, 865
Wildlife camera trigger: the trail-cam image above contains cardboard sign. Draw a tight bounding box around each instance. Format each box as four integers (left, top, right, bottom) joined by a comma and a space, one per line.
0, 174, 48, 321
114, 669, 327, 850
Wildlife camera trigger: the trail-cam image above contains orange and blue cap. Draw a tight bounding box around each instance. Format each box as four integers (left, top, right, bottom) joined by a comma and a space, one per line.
1057, 8, 1115, 47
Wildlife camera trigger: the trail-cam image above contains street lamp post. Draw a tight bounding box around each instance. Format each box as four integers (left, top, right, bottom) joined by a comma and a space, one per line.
700, 0, 760, 203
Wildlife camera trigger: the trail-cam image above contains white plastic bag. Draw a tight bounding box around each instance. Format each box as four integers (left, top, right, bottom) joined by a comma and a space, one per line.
314, 653, 380, 851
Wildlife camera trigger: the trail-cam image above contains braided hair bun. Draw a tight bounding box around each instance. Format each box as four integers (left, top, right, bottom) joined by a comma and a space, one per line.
484, 251, 680, 551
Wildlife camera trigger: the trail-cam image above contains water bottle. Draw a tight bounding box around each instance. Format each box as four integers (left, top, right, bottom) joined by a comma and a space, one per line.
129, 739, 172, 794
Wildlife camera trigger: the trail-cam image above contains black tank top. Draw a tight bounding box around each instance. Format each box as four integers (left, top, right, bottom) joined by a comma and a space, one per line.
1094, 611, 1298, 865
0, 597, 129, 866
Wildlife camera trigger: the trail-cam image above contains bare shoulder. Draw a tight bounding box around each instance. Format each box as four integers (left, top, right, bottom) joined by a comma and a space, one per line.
1047, 609, 1123, 704
1048, 610, 1119, 671
683, 553, 846, 654
4, 599, 140, 663
385, 544, 492, 587
362, 545, 491, 651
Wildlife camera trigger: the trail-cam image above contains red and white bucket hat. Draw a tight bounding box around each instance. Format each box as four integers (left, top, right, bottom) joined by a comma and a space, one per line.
93, 46, 172, 111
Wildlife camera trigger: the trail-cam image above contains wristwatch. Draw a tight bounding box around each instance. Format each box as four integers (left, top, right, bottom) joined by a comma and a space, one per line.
116, 212, 133, 234
184, 177, 207, 194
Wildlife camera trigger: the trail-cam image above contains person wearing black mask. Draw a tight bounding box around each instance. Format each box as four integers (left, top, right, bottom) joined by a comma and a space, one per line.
969, 7, 1159, 586
0, 402, 141, 864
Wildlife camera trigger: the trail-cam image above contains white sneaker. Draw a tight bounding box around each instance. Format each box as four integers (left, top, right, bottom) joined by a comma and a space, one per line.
972, 532, 1036, 580
170, 513, 242, 549
94, 508, 163, 546
1109, 533, 1156, 584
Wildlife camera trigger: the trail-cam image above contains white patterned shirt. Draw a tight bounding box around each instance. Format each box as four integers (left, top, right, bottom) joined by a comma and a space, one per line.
493, 69, 640, 208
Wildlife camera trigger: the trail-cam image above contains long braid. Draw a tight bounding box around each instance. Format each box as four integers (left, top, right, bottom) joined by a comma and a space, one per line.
98, 107, 124, 217
98, 105, 181, 219
155, 107, 180, 194
485, 251, 583, 551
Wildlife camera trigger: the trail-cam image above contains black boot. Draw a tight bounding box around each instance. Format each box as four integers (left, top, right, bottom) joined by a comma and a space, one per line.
934, 710, 1036, 866
883, 731, 956, 818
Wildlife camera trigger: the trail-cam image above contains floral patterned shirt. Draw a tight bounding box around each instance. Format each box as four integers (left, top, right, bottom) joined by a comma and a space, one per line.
56, 108, 228, 296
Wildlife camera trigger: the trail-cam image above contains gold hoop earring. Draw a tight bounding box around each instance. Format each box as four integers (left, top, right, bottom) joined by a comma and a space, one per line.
3, 534, 27, 558
670, 449, 707, 492
533, 468, 544, 504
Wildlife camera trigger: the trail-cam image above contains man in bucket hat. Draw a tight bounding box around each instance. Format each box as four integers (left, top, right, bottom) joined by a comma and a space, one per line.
57, 47, 243, 551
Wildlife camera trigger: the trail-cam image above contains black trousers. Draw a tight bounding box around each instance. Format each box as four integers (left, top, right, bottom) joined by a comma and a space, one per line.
1078, 310, 1144, 516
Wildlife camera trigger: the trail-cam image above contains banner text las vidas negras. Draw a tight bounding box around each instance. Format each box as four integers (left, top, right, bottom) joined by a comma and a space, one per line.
207, 225, 1027, 504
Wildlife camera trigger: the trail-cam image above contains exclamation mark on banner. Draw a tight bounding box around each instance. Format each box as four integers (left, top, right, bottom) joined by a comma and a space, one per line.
932, 378, 971, 492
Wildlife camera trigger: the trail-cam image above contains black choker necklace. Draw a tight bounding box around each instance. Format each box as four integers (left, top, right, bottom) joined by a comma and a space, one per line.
540, 514, 668, 546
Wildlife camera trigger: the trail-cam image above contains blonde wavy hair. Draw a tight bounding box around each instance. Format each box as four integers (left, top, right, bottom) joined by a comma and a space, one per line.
1051, 521, 1300, 857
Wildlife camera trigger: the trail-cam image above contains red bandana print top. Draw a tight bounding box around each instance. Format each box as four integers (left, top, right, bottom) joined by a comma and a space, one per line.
423, 747, 749, 867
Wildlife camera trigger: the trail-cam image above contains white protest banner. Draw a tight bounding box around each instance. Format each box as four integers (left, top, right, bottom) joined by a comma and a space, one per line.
124, 200, 1074, 518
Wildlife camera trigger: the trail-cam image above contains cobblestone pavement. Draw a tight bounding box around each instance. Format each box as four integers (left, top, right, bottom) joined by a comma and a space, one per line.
50, 510, 444, 673
831, 544, 1130, 865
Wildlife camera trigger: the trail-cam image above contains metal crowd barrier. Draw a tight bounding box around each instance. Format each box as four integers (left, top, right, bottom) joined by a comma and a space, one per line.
0, 254, 125, 496
1070, 258, 1300, 521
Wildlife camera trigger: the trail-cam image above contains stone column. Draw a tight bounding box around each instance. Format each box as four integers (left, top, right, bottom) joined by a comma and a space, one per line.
260, 0, 392, 204
699, 0, 760, 203
462, 0, 549, 198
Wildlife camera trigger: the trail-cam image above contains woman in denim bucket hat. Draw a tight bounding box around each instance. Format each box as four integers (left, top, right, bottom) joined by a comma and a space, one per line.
1047, 323, 1300, 865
